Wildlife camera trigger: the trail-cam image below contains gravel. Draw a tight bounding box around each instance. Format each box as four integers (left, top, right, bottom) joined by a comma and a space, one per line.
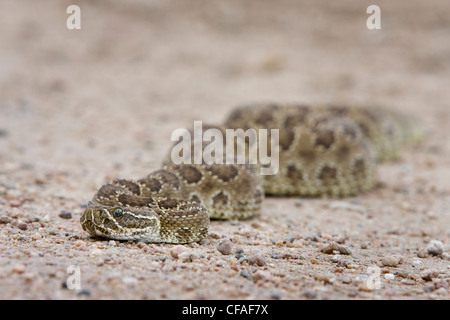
0, 0, 449, 300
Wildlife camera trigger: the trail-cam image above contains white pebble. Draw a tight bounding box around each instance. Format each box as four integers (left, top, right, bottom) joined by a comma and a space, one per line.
170, 245, 189, 259
384, 274, 395, 280
108, 240, 117, 246
426, 240, 445, 256
90, 248, 103, 257
122, 277, 138, 285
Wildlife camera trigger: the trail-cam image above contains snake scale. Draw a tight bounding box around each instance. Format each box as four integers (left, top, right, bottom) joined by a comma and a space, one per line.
80, 103, 423, 243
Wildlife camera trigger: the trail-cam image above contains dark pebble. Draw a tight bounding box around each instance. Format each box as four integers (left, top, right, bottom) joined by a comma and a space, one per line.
17, 223, 27, 231
77, 288, 91, 296
235, 253, 244, 260
0, 214, 13, 224
271, 252, 282, 259
283, 234, 295, 243
239, 256, 249, 264
59, 210, 72, 219
239, 270, 251, 280
302, 290, 317, 299
270, 290, 282, 299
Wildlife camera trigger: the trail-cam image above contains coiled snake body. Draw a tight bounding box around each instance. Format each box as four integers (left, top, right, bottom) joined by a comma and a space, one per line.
81, 104, 422, 243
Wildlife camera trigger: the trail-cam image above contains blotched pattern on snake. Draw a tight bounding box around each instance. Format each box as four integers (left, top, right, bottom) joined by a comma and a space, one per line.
80, 103, 423, 243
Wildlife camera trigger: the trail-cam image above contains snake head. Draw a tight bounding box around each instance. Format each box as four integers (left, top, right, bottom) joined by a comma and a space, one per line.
80, 201, 162, 242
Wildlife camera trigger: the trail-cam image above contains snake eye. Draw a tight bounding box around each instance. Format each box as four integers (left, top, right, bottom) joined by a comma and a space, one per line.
113, 208, 123, 217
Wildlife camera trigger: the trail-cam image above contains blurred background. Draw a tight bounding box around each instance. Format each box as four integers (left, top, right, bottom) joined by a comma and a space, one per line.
0, 0, 449, 188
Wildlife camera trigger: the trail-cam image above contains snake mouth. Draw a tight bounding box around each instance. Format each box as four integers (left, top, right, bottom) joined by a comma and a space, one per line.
80, 203, 163, 241
80, 205, 112, 237
80, 206, 101, 237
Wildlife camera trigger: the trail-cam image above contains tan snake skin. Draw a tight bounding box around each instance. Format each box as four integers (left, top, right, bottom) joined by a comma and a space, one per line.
80, 103, 422, 243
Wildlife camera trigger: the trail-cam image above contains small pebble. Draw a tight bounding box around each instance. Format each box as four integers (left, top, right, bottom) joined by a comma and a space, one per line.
178, 251, 198, 262
58, 210, 72, 219
329, 201, 366, 213
32, 232, 42, 240
122, 277, 138, 285
435, 287, 449, 296
17, 223, 27, 231
239, 270, 251, 280
302, 290, 317, 299
434, 279, 449, 290
295, 200, 303, 207
270, 252, 283, 259
315, 273, 334, 284
108, 240, 117, 246
0, 213, 13, 224
238, 256, 249, 264
321, 242, 339, 254
74, 240, 85, 247
395, 270, 410, 278
217, 239, 233, 255
382, 255, 403, 267
252, 270, 272, 282
90, 248, 103, 257
77, 288, 91, 296
417, 251, 427, 258
12, 264, 26, 274
248, 254, 266, 266
9, 200, 22, 208
360, 242, 369, 249
321, 242, 351, 255
170, 245, 189, 259
426, 240, 445, 256
359, 281, 374, 292
384, 274, 395, 280
337, 244, 352, 255
137, 241, 146, 249
283, 234, 295, 243
421, 268, 439, 281
49, 229, 59, 236
270, 290, 282, 299
235, 253, 244, 260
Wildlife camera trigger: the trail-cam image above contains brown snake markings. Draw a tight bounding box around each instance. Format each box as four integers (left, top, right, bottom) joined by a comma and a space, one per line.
80, 103, 423, 243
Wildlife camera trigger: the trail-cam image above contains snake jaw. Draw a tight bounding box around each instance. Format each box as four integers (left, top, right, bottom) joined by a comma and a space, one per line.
80, 202, 162, 242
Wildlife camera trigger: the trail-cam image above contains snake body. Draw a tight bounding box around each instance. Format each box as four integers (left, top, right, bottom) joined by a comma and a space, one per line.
80, 104, 422, 243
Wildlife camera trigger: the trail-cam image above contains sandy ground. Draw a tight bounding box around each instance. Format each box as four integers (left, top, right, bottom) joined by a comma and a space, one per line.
0, 0, 449, 300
